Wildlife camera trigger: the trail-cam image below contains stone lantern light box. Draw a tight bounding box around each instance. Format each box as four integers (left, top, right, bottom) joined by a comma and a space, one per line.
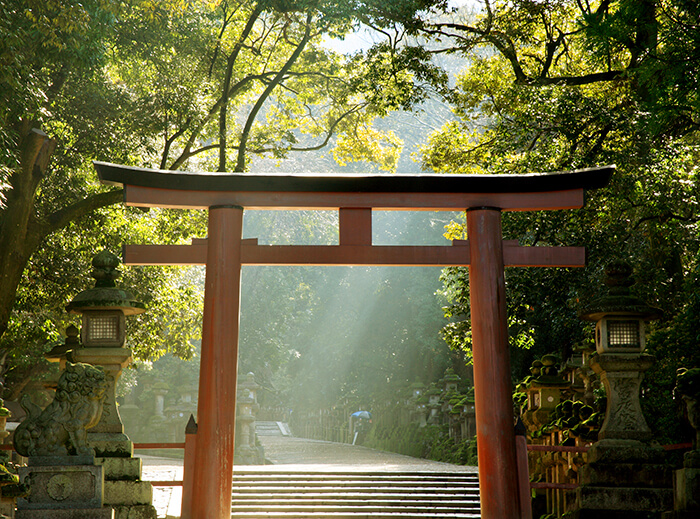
66, 249, 146, 348
596, 317, 646, 352
580, 260, 661, 354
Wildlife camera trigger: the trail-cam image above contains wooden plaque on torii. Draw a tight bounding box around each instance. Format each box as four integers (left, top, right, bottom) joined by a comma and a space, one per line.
95, 161, 613, 519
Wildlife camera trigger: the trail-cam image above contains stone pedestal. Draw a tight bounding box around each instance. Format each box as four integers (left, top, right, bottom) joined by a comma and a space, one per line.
70, 348, 131, 438
572, 439, 673, 517
568, 352, 673, 518
590, 353, 655, 441
16, 458, 113, 519
234, 414, 258, 465
235, 373, 264, 465
670, 458, 700, 517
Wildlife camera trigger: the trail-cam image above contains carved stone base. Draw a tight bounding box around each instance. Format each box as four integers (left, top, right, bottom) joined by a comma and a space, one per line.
573, 486, 673, 516
88, 433, 133, 458
18, 465, 102, 510
569, 440, 673, 517
16, 464, 113, 518
94, 448, 156, 519
87, 408, 155, 518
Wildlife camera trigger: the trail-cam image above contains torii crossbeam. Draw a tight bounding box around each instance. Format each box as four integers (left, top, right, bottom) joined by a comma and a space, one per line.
95, 162, 613, 519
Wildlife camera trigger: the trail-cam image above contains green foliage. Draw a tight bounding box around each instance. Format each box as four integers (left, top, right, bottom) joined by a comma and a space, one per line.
407, 1, 700, 398
1, 0, 446, 398
364, 422, 477, 465
643, 260, 700, 444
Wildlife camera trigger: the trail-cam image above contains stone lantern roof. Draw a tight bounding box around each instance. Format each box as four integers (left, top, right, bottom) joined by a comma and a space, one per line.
579, 260, 662, 322
66, 250, 145, 315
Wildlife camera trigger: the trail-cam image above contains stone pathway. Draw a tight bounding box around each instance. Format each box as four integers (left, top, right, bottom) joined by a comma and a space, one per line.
257, 435, 477, 473
139, 455, 184, 519
140, 435, 476, 518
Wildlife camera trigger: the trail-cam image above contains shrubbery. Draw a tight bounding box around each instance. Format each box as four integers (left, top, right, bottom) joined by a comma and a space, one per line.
363, 422, 477, 465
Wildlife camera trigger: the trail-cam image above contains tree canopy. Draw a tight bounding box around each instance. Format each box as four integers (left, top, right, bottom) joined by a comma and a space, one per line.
3, 0, 700, 446
0, 0, 441, 395
401, 0, 700, 442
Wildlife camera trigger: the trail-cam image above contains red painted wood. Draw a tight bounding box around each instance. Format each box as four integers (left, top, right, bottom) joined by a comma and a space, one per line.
103, 164, 612, 516
124, 185, 585, 211
191, 206, 243, 519
339, 208, 372, 245
515, 434, 533, 519
468, 208, 521, 519
180, 418, 197, 519
123, 242, 586, 268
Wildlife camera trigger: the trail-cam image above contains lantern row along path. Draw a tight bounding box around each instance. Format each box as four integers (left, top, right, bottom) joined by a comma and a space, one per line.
141, 424, 478, 519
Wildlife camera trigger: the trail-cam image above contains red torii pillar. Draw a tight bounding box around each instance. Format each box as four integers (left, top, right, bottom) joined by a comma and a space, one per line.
468, 207, 518, 516
94, 162, 613, 519
193, 205, 243, 517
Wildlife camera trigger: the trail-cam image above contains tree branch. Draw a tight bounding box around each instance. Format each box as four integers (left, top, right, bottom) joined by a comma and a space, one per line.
41, 189, 124, 236
168, 73, 275, 170
218, 4, 264, 171
234, 11, 314, 172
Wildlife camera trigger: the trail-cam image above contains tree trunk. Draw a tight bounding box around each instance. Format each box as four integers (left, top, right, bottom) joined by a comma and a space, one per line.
0, 126, 124, 344
0, 127, 56, 341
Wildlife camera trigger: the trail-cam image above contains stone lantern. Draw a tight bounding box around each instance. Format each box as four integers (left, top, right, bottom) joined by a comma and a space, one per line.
66, 250, 145, 450
67, 251, 145, 349
573, 260, 672, 517
409, 382, 425, 400
579, 260, 661, 441
582, 261, 660, 355
235, 373, 262, 465
521, 355, 571, 435
443, 368, 460, 393
153, 382, 169, 418
65, 250, 157, 519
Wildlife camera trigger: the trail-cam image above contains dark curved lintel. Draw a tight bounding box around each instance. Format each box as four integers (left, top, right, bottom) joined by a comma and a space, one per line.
94, 161, 614, 195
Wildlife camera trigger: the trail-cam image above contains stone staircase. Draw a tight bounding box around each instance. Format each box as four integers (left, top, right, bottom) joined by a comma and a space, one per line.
230, 470, 481, 518
255, 420, 292, 437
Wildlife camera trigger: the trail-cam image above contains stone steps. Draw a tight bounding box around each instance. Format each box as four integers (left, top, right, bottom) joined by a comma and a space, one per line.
255, 421, 292, 436
231, 471, 481, 518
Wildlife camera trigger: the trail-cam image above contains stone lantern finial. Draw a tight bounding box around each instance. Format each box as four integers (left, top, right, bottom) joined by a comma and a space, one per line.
580, 259, 661, 324
603, 259, 633, 290
91, 249, 121, 288
66, 250, 144, 316
580, 259, 661, 355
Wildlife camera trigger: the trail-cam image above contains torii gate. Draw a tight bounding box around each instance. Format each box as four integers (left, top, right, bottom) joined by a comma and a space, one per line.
95, 162, 613, 519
